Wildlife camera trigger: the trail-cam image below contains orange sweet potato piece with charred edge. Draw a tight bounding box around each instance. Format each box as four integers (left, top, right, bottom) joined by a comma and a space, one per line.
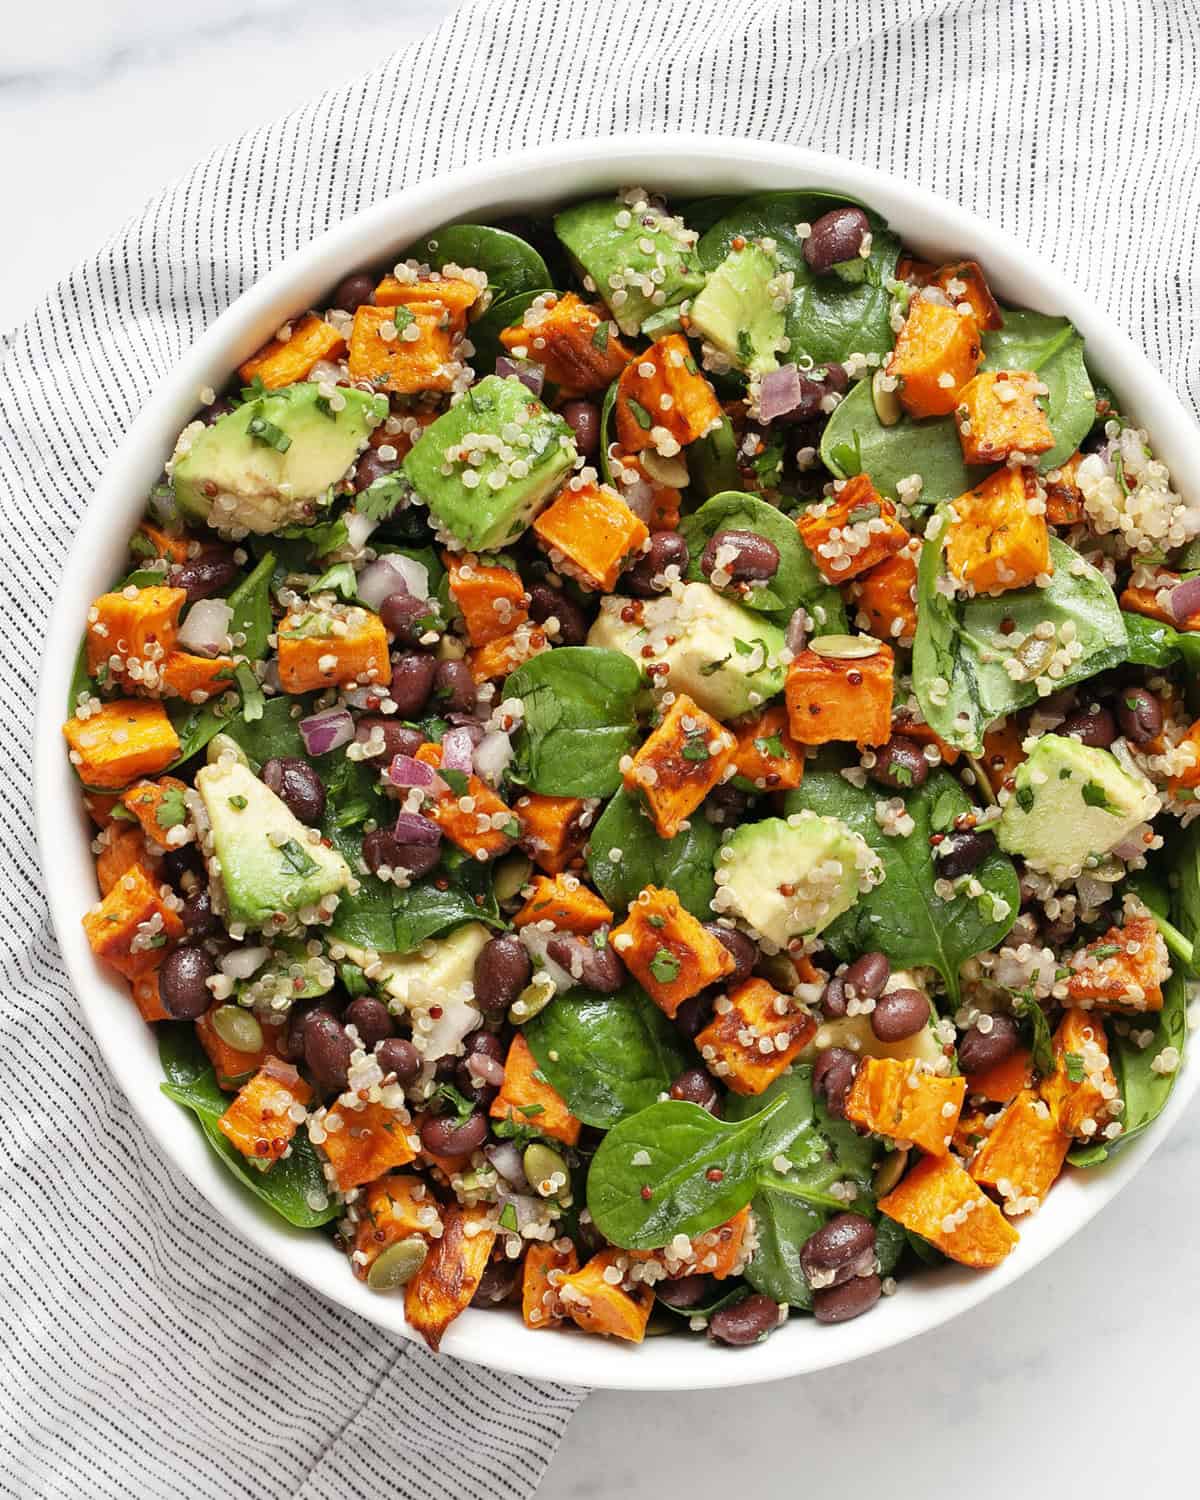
237, 312, 347, 389
522, 1240, 580, 1329
945, 466, 1051, 595
414, 742, 519, 860
84, 792, 122, 828
373, 275, 481, 317
969, 1089, 1070, 1211
615, 334, 722, 453
318, 1099, 418, 1191
350, 277, 478, 396
896, 257, 938, 285
160, 651, 237, 702
218, 1062, 313, 1165
405, 1203, 498, 1352
353, 1174, 442, 1279
490, 1034, 581, 1147
1045, 451, 1087, 527
130, 972, 170, 1023
845, 1058, 966, 1156
796, 476, 910, 585
513, 873, 613, 935
785, 639, 894, 749
624, 694, 736, 839
277, 604, 390, 694
136, 522, 190, 565
696, 974, 818, 1096
887, 297, 982, 418
730, 705, 805, 793
610, 885, 735, 1017
980, 716, 1027, 793
467, 623, 549, 683
627, 1206, 752, 1280
954, 370, 1054, 465
1065, 915, 1167, 1012
1120, 568, 1200, 631
1041, 1008, 1119, 1138
933, 260, 1004, 331
890, 708, 961, 766
966, 1045, 1033, 1105
558, 1249, 655, 1342
120, 776, 189, 849
515, 792, 589, 875
64, 699, 181, 790
852, 542, 920, 646
879, 1152, 1019, 1268
446, 555, 528, 647
499, 292, 633, 396
81, 863, 184, 981
85, 584, 186, 683
95, 824, 155, 896
533, 480, 649, 592
196, 1007, 286, 1091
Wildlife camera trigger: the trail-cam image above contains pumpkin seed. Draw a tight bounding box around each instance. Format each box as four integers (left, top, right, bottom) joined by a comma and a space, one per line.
639, 449, 690, 488
1015, 635, 1054, 674
523, 1141, 569, 1195
809, 633, 882, 660
509, 972, 556, 1025
437, 633, 467, 662
493, 851, 533, 904
871, 368, 902, 427
211, 1003, 263, 1053
366, 1236, 428, 1291
206, 732, 249, 767
873, 1146, 909, 1197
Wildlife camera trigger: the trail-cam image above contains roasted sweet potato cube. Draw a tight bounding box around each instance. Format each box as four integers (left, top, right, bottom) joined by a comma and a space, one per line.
890, 708, 961, 766
1040, 1009, 1119, 1138
217, 1063, 312, 1165
933, 260, 1004, 331
500, 292, 633, 396
277, 604, 390, 693
95, 824, 154, 895
954, 370, 1054, 465
513, 873, 613, 934
558, 1250, 655, 1342
627, 1206, 752, 1280
353, 1173, 443, 1279
522, 1240, 580, 1329
237, 312, 347, 389
196, 1007, 286, 1091
1044, 451, 1087, 527
784, 639, 894, 748
980, 716, 1028, 792
1168, 718, 1200, 792
887, 296, 982, 418
467, 623, 549, 683
64, 699, 181, 790
731, 705, 805, 793
696, 976, 818, 1095
969, 1089, 1070, 1212
1120, 567, 1200, 630
623, 695, 736, 838
135, 522, 190, 565
130, 972, 170, 1023
966, 1046, 1033, 1105
405, 1204, 497, 1352
610, 885, 735, 1017
879, 1153, 1019, 1268
614, 334, 722, 453
347, 304, 457, 396
85, 584, 185, 684
83, 791, 123, 828
318, 1098, 418, 1192
844, 1057, 966, 1156
1065, 916, 1167, 1012
373, 275, 481, 319
945, 466, 1051, 595
160, 651, 237, 702
414, 743, 519, 860
120, 776, 190, 849
446, 555, 528, 646
796, 476, 910, 584
533, 480, 649, 592
516, 792, 590, 874
490, 1035, 580, 1147
81, 863, 184, 980
852, 542, 920, 645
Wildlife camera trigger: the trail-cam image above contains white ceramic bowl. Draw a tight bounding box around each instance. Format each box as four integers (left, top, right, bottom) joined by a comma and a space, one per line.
35, 136, 1200, 1390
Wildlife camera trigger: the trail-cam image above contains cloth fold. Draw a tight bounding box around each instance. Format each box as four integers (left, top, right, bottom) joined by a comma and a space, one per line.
2, 0, 1199, 1495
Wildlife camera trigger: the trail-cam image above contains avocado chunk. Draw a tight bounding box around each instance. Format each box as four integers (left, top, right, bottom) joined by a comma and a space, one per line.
687, 242, 787, 374
343, 922, 490, 1062
554, 193, 706, 337
713, 812, 880, 948
196, 759, 352, 930
996, 734, 1161, 882
588, 581, 785, 720
172, 383, 386, 535
402, 376, 577, 550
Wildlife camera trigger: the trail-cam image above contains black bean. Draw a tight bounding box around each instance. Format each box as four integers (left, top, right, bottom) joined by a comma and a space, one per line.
622, 532, 689, 597
958, 1012, 1021, 1076
330, 271, 376, 314
433, 659, 477, 714
821, 976, 848, 1020
361, 827, 441, 880
1117, 685, 1162, 745
180, 885, 220, 940
843, 951, 890, 1001
669, 1067, 720, 1113
803, 206, 871, 275
560, 399, 601, 456
870, 987, 929, 1042
812, 1273, 882, 1324
380, 592, 429, 645
198, 397, 234, 426
526, 584, 588, 645
1060, 704, 1117, 748
657, 1274, 715, 1308
168, 547, 240, 603
474, 936, 531, 1018
160, 843, 203, 888
812, 1047, 859, 1120
280, 1001, 330, 1064
420, 1110, 488, 1157
1007, 911, 1041, 948
800, 1213, 877, 1289
388, 652, 437, 717
700, 528, 780, 584
672, 991, 714, 1039
261, 757, 326, 826
354, 716, 425, 764
376, 1036, 421, 1084
546, 931, 626, 993
870, 735, 929, 792
471, 1257, 520, 1307
708, 1294, 781, 1346
937, 828, 997, 880
158, 946, 214, 1020
304, 1012, 353, 1094
704, 923, 757, 983
704, 784, 748, 827
344, 996, 394, 1051
353, 446, 399, 495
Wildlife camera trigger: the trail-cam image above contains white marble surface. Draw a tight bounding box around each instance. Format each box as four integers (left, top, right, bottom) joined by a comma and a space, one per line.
6, 6, 1198, 1496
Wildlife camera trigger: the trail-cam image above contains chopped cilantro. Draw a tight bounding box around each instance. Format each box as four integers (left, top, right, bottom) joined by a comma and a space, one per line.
440, 767, 470, 795
235, 663, 265, 723
626, 397, 653, 431
753, 733, 787, 760
278, 838, 319, 877
591, 321, 610, 353
499, 1202, 519, 1232
1064, 1052, 1086, 1083
245, 403, 293, 453
154, 786, 188, 829
649, 948, 681, 984
226, 795, 248, 811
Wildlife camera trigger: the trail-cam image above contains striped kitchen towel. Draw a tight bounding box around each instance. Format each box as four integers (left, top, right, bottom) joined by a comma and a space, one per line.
2, 0, 1199, 1495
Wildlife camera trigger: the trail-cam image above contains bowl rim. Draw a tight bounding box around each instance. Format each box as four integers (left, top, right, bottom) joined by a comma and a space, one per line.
34, 132, 1200, 1391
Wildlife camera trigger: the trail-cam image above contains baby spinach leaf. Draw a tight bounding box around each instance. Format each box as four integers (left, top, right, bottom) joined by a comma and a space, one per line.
225, 696, 307, 766
524, 983, 689, 1127
401, 223, 550, 302
166, 699, 238, 769
505, 647, 643, 797
688, 413, 740, 499
678, 490, 846, 630
1015, 995, 1056, 1078
586, 787, 720, 920
466, 287, 553, 376
226, 551, 276, 660
820, 378, 983, 505
912, 527, 1128, 753
1122, 611, 1182, 667
786, 767, 1019, 1000
598, 379, 620, 487
586, 1094, 787, 1250
744, 1191, 825, 1308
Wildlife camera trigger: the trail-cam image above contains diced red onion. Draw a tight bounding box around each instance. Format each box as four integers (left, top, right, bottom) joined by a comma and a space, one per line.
466, 1052, 506, 1088
219, 945, 270, 980
518, 927, 573, 992
343, 683, 385, 710
758, 365, 805, 424
357, 552, 430, 610
619, 471, 656, 523
496, 356, 545, 397
261, 658, 283, 695
496, 1190, 545, 1232
441, 725, 477, 773
484, 1142, 531, 1192
387, 754, 443, 791
473, 729, 513, 785
345, 511, 379, 552
299, 706, 354, 757
261, 1055, 302, 1087
1169, 575, 1200, 622
178, 598, 232, 658
392, 812, 441, 846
